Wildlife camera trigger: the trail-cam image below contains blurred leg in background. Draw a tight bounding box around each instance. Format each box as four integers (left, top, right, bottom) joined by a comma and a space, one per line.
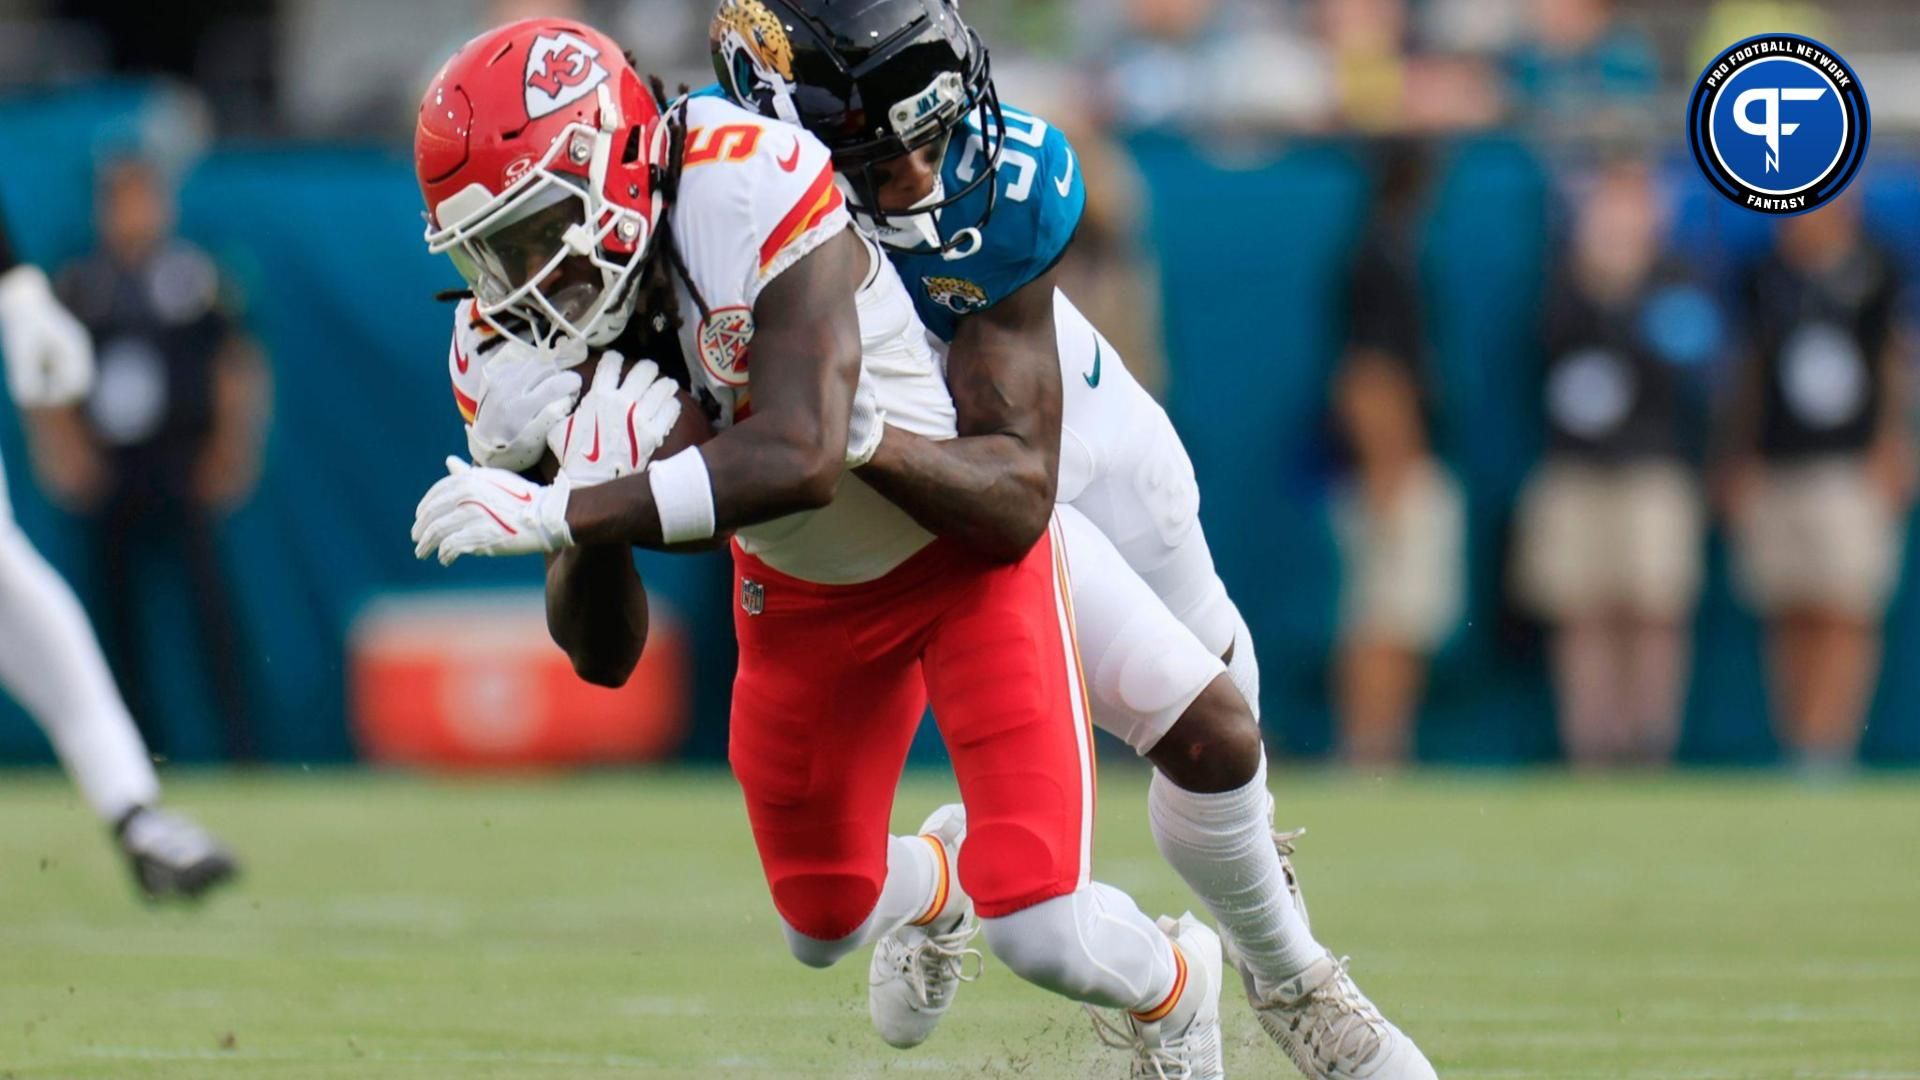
1737, 459, 1904, 772
1333, 455, 1465, 768
1519, 462, 1702, 768
0, 455, 159, 824
91, 491, 256, 761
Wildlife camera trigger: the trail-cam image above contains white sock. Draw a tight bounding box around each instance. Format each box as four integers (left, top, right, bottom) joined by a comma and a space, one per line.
1225, 607, 1261, 721
1149, 751, 1321, 994
0, 515, 158, 823
781, 832, 943, 968
980, 883, 1180, 1013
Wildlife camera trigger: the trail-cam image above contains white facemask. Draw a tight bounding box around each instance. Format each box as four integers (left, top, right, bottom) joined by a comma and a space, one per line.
842, 174, 946, 252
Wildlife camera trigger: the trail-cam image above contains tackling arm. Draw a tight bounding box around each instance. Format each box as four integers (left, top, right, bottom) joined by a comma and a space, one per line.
562, 228, 866, 548
855, 268, 1063, 563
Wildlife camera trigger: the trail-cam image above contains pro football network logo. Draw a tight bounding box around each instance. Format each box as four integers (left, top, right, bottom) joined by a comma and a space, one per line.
1687, 34, 1869, 216
524, 31, 610, 120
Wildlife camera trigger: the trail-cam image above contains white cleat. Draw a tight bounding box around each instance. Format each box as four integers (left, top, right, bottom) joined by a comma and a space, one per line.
1223, 830, 1437, 1080
868, 804, 982, 1049
1090, 913, 1225, 1080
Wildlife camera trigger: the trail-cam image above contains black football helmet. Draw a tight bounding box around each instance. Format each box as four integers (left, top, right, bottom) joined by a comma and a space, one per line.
710, 0, 1006, 253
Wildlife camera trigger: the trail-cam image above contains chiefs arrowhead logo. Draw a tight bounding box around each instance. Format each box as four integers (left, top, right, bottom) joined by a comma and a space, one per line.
524, 32, 610, 120
698, 306, 756, 388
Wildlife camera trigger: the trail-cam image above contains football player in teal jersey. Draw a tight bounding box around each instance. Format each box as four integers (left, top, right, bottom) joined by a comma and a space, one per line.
711, 2, 1435, 1076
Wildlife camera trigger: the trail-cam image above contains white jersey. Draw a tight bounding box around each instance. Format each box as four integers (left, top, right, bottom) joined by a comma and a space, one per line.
448, 97, 955, 586
665, 97, 954, 585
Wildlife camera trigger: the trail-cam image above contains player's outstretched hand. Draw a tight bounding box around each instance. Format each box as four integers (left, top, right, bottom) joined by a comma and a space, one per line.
412, 457, 573, 566
0, 265, 95, 407
549, 351, 681, 488
465, 338, 584, 472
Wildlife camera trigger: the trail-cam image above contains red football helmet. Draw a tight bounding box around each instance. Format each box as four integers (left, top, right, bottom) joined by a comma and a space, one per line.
416, 18, 667, 351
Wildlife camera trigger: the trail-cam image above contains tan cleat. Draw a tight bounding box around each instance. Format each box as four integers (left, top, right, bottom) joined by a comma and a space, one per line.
1224, 829, 1436, 1079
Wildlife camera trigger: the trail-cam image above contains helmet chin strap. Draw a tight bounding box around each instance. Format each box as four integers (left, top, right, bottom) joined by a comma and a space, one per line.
846, 175, 947, 252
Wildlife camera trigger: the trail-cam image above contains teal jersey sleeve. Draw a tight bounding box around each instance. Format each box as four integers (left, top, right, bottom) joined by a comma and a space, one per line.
892, 103, 1086, 342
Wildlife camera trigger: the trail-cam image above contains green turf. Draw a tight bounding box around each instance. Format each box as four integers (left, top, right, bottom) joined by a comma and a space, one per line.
2, 768, 1918, 1078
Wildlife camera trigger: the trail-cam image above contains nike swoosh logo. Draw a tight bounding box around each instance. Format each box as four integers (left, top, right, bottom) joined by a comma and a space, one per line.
461, 500, 520, 536
583, 424, 602, 464
778, 140, 802, 173
487, 481, 534, 504
1054, 149, 1077, 197
454, 340, 470, 375
1083, 339, 1102, 389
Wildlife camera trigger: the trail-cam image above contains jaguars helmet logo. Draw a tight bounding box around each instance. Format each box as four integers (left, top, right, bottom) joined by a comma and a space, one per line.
712, 0, 796, 108
924, 276, 990, 315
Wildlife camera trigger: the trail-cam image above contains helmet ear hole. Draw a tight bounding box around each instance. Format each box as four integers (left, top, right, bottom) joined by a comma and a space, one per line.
621, 126, 644, 165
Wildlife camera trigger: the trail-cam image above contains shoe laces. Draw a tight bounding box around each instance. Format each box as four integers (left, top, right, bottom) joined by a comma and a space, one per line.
872, 920, 983, 1010
1261, 956, 1392, 1071
1090, 999, 1190, 1076
1272, 826, 1305, 858
1272, 826, 1313, 930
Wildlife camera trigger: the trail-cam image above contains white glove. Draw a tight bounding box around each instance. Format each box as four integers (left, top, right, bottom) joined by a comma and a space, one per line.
465, 338, 585, 472
845, 365, 885, 469
548, 351, 682, 488
0, 265, 95, 407
412, 456, 574, 566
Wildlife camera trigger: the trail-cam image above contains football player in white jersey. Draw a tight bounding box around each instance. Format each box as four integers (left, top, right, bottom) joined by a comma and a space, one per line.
706, 2, 1437, 1077
0, 216, 236, 900
408, 21, 1230, 1074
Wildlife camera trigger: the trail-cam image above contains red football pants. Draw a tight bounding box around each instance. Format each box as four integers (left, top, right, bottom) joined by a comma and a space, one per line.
728, 522, 1096, 940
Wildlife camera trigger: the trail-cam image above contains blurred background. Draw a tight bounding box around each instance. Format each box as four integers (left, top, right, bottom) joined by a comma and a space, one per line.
2, 0, 1919, 778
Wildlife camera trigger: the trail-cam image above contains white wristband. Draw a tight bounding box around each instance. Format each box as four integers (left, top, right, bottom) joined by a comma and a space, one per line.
648, 446, 716, 545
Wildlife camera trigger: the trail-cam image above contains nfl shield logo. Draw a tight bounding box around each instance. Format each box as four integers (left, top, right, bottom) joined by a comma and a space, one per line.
741, 579, 765, 616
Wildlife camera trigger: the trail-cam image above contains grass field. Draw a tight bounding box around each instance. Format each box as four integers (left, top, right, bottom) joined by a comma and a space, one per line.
2, 768, 1918, 1079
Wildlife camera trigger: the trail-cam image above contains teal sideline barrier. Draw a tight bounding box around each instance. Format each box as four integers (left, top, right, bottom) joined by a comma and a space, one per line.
1130, 130, 1920, 765
2, 83, 1917, 766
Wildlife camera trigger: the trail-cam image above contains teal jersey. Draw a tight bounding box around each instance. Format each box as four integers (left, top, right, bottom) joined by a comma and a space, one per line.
893, 103, 1085, 342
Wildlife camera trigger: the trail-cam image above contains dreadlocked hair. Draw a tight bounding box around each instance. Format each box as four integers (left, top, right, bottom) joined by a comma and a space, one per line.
638, 75, 714, 337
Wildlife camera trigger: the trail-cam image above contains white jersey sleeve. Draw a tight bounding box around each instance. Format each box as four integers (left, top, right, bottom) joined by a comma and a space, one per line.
669, 97, 852, 316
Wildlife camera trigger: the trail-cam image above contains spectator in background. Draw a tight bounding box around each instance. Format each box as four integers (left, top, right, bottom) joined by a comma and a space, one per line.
29, 158, 270, 762
1515, 158, 1715, 768
1317, 0, 1411, 132
1720, 197, 1914, 773
1330, 141, 1466, 767
1315, 0, 1500, 134
1689, 1, 1832, 77
1097, 0, 1331, 131
1504, 0, 1658, 136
